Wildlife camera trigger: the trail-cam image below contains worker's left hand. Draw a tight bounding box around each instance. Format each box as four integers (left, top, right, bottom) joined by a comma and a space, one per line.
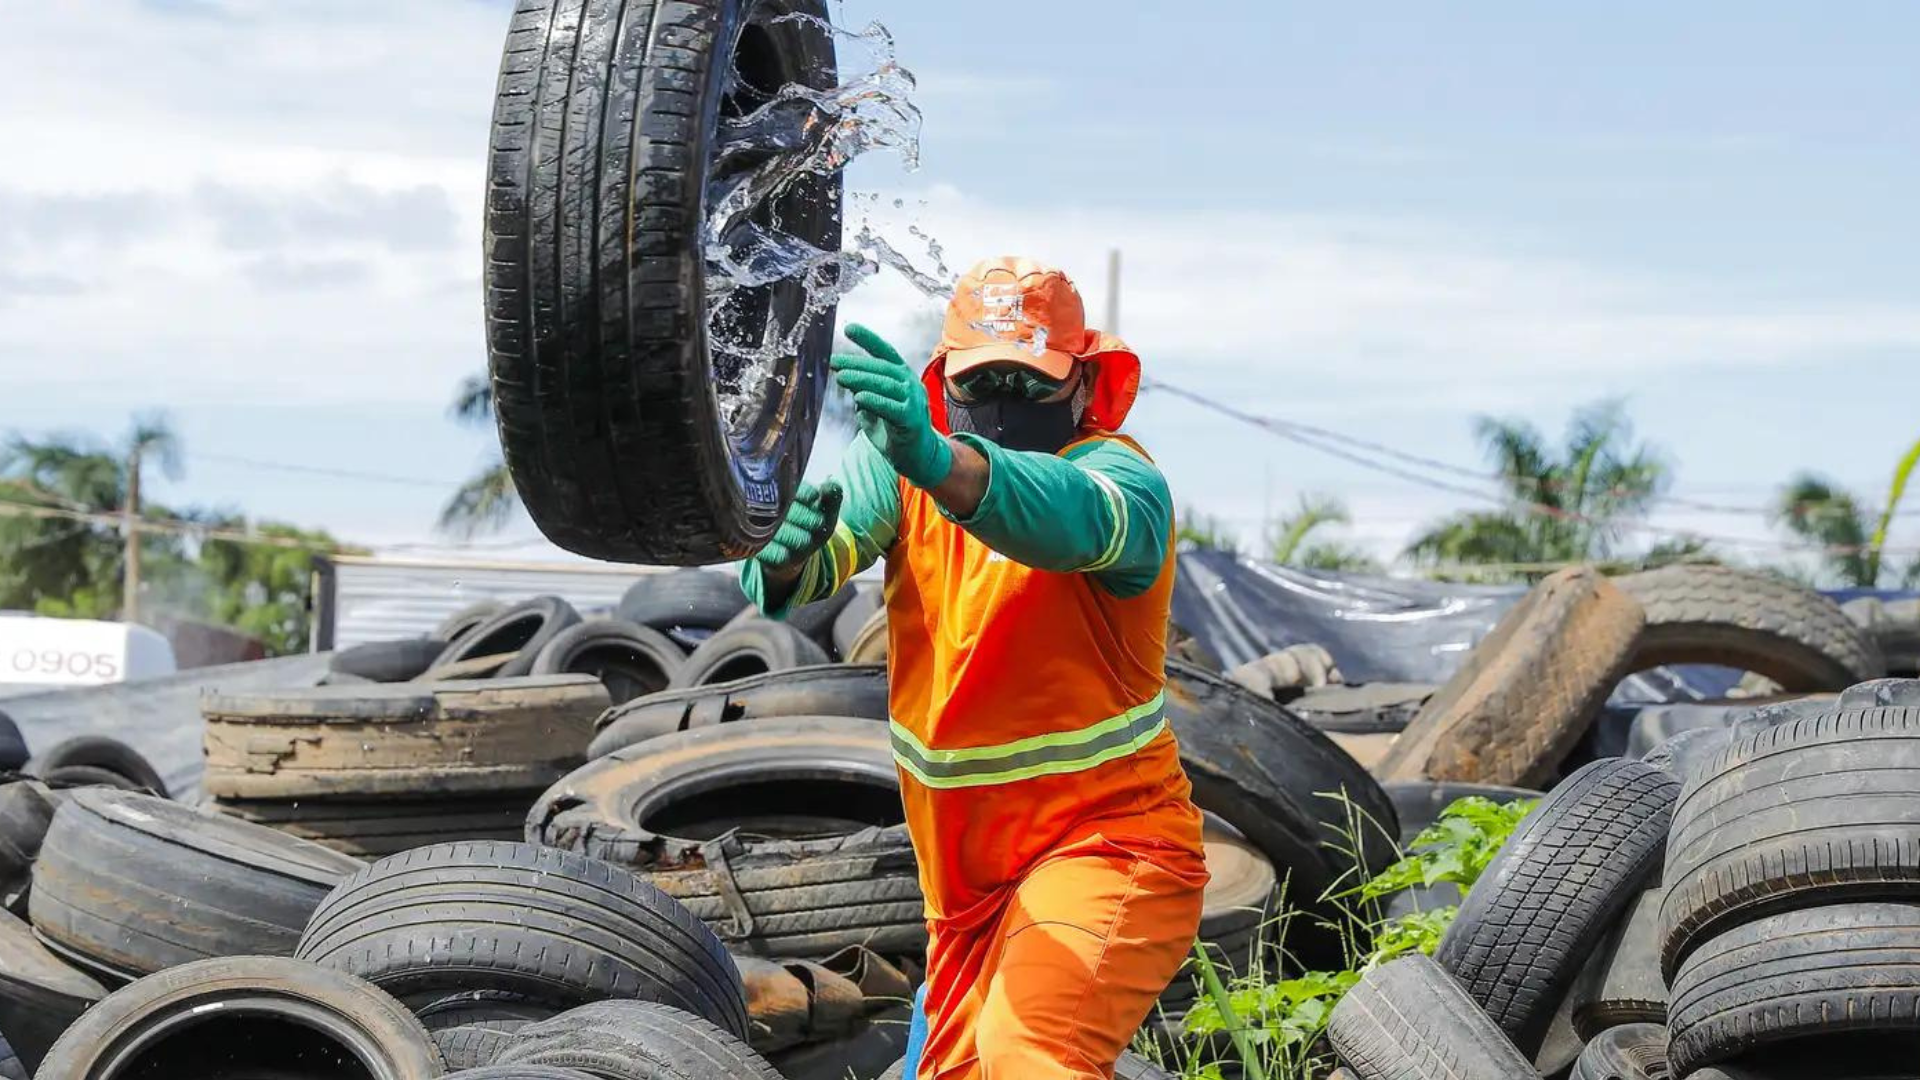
831, 324, 953, 489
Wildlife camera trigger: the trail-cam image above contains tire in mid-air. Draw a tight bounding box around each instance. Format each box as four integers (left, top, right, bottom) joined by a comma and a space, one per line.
486, 0, 843, 564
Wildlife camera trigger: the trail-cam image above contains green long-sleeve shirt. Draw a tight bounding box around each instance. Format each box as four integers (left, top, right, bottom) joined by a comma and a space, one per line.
741, 433, 1174, 617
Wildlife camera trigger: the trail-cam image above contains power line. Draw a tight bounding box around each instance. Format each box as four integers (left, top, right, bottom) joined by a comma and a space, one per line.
1147, 378, 1920, 558
193, 453, 455, 489
0, 498, 357, 554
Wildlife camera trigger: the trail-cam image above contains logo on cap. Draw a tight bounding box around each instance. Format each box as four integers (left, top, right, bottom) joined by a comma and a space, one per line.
978, 282, 1025, 339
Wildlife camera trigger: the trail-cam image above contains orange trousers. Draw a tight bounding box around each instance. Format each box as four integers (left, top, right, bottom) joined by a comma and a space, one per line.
919, 837, 1208, 1079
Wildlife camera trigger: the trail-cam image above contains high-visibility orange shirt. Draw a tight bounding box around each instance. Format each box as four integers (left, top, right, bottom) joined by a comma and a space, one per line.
743, 415, 1205, 926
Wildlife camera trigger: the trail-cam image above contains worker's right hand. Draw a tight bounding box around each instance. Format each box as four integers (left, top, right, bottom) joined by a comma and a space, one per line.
831, 324, 954, 490
753, 480, 844, 579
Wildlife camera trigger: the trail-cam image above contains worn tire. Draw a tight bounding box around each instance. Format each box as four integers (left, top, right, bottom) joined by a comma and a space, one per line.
844, 607, 889, 663
588, 663, 887, 756
0, 779, 55, 914
30, 789, 361, 977
0, 1037, 21, 1080
1660, 702, 1920, 978
1844, 595, 1920, 676
436, 1023, 530, 1070
0, 908, 106, 1070
1570, 881, 1667, 1039
435, 600, 508, 645
30, 735, 167, 798
1158, 822, 1276, 1014
1166, 660, 1399, 967
330, 638, 448, 683
1382, 566, 1646, 787
495, 1000, 781, 1079
486, 0, 842, 565
532, 716, 921, 958
441, 1068, 600, 1080
1436, 759, 1676, 1054
616, 571, 752, 642
830, 585, 883, 659
1570, 1023, 1669, 1080
668, 619, 831, 689
1329, 953, 1535, 1079
297, 840, 749, 1040
427, 596, 582, 678
0, 714, 25, 772
1636, 724, 1732, 782
531, 619, 686, 704
202, 676, 608, 799
216, 795, 530, 859
785, 582, 859, 656
1666, 902, 1920, 1075
1619, 565, 1883, 689
35, 955, 443, 1079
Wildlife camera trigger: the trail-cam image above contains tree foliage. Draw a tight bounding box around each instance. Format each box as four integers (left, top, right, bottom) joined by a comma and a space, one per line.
1267, 494, 1379, 573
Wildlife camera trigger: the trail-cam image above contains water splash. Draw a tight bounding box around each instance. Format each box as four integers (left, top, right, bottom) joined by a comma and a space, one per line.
706, 18, 927, 429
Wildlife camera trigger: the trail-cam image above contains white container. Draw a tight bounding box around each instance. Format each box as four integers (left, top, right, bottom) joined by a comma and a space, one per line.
0, 614, 177, 694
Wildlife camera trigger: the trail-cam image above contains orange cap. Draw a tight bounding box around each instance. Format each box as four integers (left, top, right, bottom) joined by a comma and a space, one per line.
939, 256, 1093, 380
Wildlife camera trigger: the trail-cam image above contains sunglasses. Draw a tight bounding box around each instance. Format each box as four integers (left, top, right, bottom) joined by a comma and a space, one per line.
951, 367, 1067, 402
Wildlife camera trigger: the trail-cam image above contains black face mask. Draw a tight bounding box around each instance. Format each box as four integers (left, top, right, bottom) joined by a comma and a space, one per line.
945, 392, 1079, 454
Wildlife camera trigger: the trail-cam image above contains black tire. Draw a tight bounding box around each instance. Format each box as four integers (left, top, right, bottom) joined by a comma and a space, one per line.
1328, 953, 1535, 1079
1571, 1023, 1670, 1080
416, 991, 556, 1032
1383, 780, 1542, 846
616, 570, 752, 641
1660, 703, 1920, 978
1844, 595, 1920, 677
1164, 660, 1400, 968
30, 735, 167, 798
0, 779, 55, 914
1436, 759, 1679, 1055
486, 0, 842, 565
0, 908, 106, 1071
297, 840, 749, 1041
216, 795, 530, 859
445, 1068, 601, 1080
1382, 566, 1646, 787
784, 582, 859, 656
532, 716, 921, 958
436, 600, 507, 644
1570, 881, 1667, 1039
35, 955, 443, 1080
1618, 564, 1884, 690
0, 1035, 22, 1080
588, 663, 887, 757
531, 619, 687, 704
843, 606, 888, 664
30, 788, 362, 978
1636, 725, 1731, 782
436, 1023, 530, 1070
330, 638, 448, 683
1159, 822, 1276, 1014
428, 596, 582, 679
830, 585, 883, 659
1667, 902, 1920, 1075
669, 619, 832, 689
0, 712, 26, 772
496, 1000, 781, 1079
202, 676, 609, 799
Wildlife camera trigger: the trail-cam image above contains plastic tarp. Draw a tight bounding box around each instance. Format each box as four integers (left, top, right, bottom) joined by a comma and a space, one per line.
1168, 550, 1901, 707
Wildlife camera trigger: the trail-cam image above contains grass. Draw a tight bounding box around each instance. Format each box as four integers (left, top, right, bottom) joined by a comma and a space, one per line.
1137, 791, 1538, 1080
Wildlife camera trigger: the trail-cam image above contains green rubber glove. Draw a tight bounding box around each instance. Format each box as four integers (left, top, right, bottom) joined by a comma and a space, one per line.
830, 324, 954, 489
754, 480, 844, 577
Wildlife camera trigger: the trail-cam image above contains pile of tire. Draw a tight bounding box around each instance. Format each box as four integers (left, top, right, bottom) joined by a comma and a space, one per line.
1326, 676, 1920, 1080
1335, 564, 1889, 788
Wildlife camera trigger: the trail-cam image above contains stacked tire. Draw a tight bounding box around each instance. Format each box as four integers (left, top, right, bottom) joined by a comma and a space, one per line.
203, 677, 609, 857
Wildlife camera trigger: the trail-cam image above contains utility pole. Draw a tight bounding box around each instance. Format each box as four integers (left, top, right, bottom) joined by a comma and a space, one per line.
122, 445, 142, 623
1104, 249, 1122, 334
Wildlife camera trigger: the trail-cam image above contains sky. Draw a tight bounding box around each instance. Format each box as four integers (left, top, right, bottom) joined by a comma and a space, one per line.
3, 0, 1918, 570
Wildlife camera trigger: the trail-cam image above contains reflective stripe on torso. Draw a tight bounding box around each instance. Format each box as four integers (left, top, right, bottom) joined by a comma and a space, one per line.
889, 690, 1167, 789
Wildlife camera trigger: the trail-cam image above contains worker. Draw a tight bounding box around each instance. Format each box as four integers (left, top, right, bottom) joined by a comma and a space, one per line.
741, 256, 1208, 1079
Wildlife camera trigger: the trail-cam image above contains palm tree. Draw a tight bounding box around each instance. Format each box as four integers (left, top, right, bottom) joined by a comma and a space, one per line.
0, 414, 187, 617
1406, 401, 1669, 578
1176, 505, 1238, 553
1776, 437, 1920, 588
1268, 494, 1379, 573
440, 375, 520, 537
